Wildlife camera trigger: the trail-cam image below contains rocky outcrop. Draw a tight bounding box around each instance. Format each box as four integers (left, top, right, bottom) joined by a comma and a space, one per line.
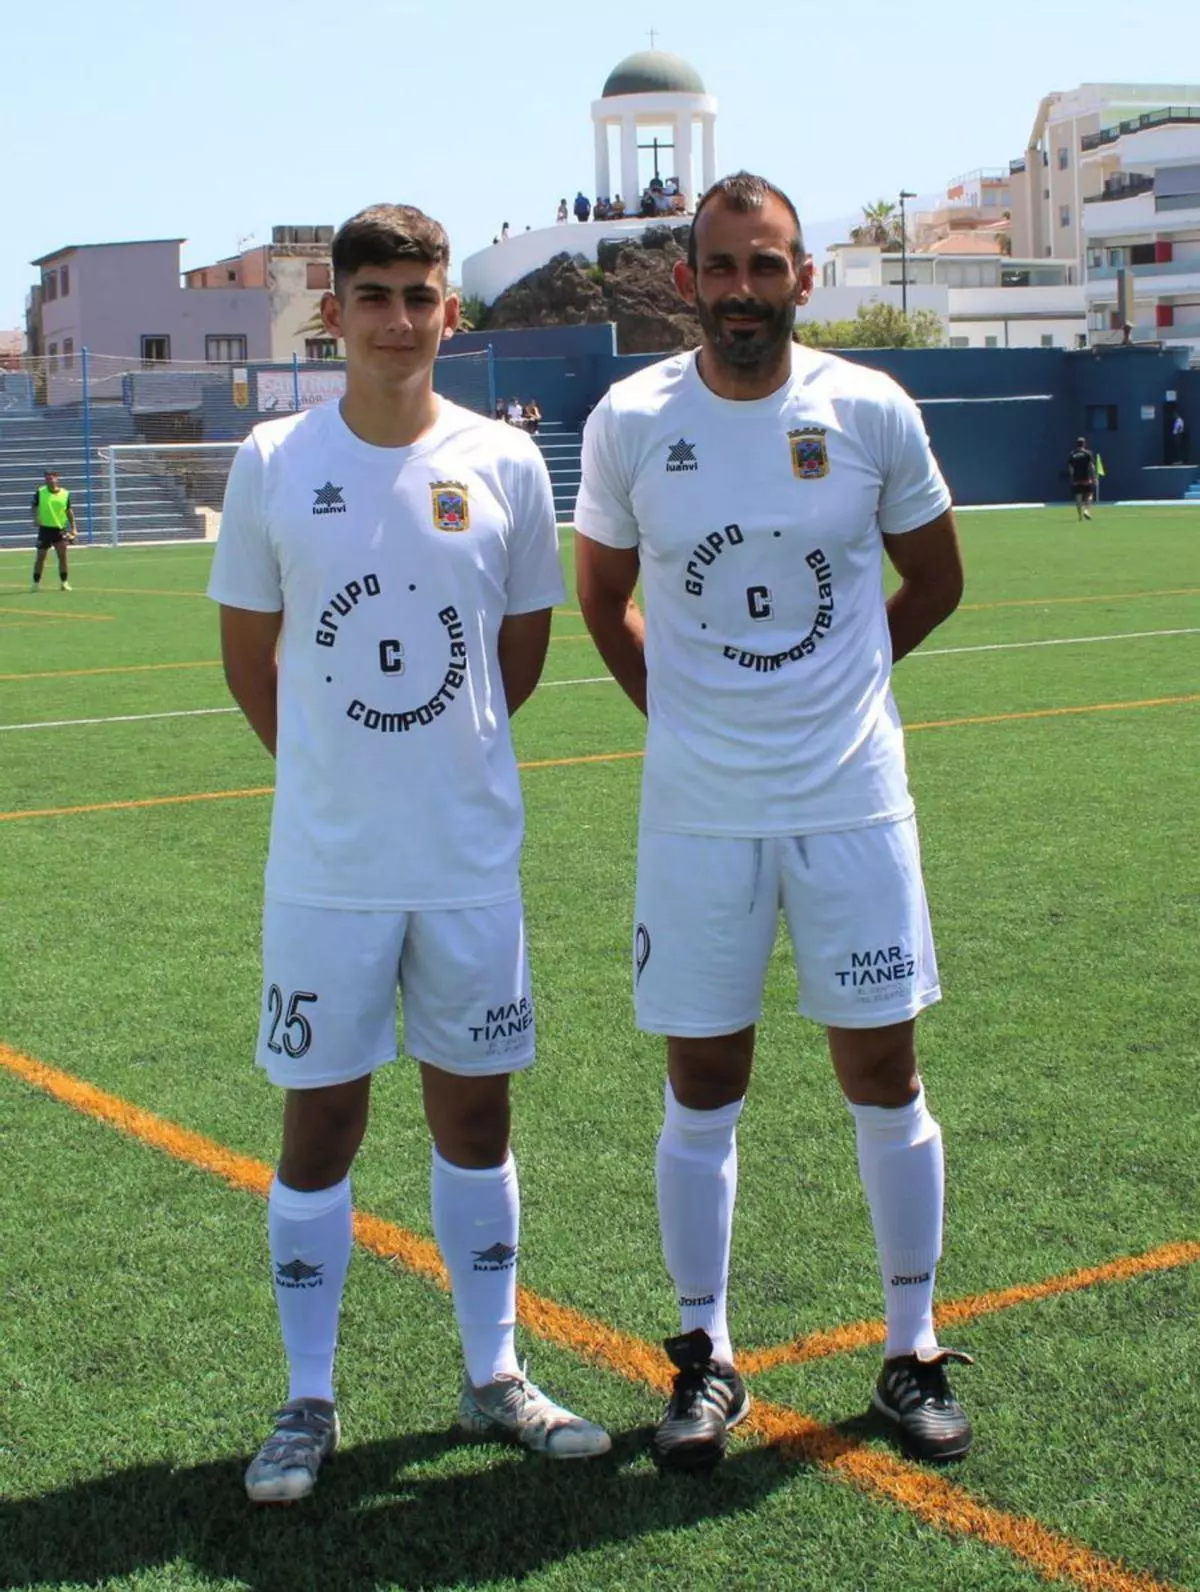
485, 226, 699, 354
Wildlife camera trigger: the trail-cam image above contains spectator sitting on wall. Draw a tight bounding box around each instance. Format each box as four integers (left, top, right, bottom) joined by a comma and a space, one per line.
574, 192, 591, 222
640, 188, 658, 217
671, 189, 688, 214
1121, 322, 1134, 345
557, 199, 569, 223
610, 195, 626, 218
500, 222, 510, 241
594, 197, 611, 221
522, 399, 542, 436
507, 396, 524, 424
494, 400, 507, 422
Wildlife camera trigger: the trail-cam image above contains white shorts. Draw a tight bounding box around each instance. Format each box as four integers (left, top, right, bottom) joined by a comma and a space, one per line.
257, 895, 534, 1088
633, 817, 940, 1035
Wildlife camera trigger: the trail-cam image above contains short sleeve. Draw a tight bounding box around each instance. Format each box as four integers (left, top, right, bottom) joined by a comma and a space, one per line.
876, 388, 952, 537
574, 397, 640, 549
206, 435, 282, 612
503, 445, 566, 616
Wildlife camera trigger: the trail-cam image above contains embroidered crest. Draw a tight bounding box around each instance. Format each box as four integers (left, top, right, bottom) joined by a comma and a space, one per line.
431, 481, 470, 532
788, 426, 829, 480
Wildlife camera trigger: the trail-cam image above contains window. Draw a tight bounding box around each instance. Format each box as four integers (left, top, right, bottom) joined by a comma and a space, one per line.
60, 264, 70, 296
984, 335, 999, 348
48, 342, 59, 372
63, 338, 75, 368
43, 269, 58, 302
141, 335, 170, 365
1087, 247, 1104, 269
1059, 205, 1071, 229
1041, 334, 1055, 348
306, 262, 332, 290
948, 336, 969, 348
1107, 247, 1126, 267
305, 338, 338, 361
1087, 404, 1118, 433
227, 269, 238, 283
1057, 147, 1069, 171
1129, 243, 1156, 266
205, 334, 247, 363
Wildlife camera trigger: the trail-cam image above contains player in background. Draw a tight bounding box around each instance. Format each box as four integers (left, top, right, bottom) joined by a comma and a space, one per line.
574, 172, 971, 1470
209, 203, 610, 1503
1067, 437, 1097, 519
30, 469, 76, 589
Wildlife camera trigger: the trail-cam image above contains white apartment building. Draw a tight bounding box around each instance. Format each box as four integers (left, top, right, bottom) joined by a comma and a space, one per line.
820, 243, 1085, 349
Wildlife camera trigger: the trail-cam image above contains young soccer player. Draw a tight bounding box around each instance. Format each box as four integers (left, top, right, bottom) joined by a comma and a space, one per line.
209, 203, 610, 1503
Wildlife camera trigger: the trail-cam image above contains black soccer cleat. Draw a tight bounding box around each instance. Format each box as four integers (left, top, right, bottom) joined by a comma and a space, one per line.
652, 1328, 750, 1471
872, 1347, 974, 1462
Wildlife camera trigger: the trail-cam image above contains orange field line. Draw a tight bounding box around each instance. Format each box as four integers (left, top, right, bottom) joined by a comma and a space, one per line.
0, 658, 220, 683
741, 1240, 1200, 1374
0, 1039, 1177, 1592
958, 586, 1200, 614
0, 604, 113, 623
3, 691, 1196, 826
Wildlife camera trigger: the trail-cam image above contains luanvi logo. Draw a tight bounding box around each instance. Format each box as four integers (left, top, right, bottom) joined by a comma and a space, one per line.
473, 1242, 518, 1273
312, 481, 347, 515
666, 439, 698, 473
276, 1258, 324, 1289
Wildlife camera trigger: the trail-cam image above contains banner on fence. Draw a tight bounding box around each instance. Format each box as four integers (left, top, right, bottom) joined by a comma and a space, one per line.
256, 369, 345, 413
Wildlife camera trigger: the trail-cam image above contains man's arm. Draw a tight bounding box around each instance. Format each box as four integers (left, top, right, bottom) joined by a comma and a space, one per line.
219, 604, 283, 755
497, 608, 553, 716
574, 535, 646, 715
882, 508, 964, 664
30, 492, 39, 526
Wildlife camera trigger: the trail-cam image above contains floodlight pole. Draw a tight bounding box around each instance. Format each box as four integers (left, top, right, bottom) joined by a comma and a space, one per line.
899, 190, 917, 318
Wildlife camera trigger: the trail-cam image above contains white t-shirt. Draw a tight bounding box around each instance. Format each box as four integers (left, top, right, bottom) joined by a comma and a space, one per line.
574, 346, 951, 837
207, 398, 564, 909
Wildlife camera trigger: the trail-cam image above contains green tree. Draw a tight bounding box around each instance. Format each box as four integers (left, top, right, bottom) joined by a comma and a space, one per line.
849, 199, 907, 252
793, 301, 944, 350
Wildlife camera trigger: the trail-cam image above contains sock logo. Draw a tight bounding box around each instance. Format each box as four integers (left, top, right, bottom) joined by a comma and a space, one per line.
276, 1258, 324, 1289
473, 1242, 518, 1272
679, 1293, 716, 1307
890, 1272, 931, 1287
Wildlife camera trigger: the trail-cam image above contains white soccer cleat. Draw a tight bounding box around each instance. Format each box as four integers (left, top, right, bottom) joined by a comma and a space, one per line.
244, 1397, 339, 1502
459, 1368, 612, 1458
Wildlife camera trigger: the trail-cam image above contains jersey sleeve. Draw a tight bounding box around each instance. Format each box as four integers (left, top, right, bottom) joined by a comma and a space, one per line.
503, 444, 566, 615
206, 435, 282, 612
574, 396, 640, 549
876, 388, 952, 537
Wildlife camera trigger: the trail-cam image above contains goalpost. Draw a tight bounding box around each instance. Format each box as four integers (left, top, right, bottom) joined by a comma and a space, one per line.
99, 441, 242, 546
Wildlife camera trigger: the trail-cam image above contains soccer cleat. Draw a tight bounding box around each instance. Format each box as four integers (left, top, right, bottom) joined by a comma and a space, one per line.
244, 1397, 339, 1502
652, 1328, 750, 1471
872, 1347, 974, 1462
1083, 511, 1092, 520
458, 1367, 612, 1459
60, 581, 72, 591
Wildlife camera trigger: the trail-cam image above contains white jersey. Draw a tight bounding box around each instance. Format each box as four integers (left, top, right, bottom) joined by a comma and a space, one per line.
207, 399, 564, 909
574, 346, 951, 837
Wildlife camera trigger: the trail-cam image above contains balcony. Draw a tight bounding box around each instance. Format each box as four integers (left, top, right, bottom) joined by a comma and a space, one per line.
1086, 257, 1200, 283
1080, 106, 1200, 152
1084, 174, 1155, 204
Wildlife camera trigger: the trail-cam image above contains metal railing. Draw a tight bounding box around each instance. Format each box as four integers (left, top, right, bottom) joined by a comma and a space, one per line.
1081, 106, 1200, 151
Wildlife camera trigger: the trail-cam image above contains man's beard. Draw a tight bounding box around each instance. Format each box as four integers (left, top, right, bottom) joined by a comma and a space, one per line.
696, 295, 796, 370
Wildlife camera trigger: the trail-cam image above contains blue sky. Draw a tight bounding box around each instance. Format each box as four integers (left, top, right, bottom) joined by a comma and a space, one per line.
2, 0, 1195, 332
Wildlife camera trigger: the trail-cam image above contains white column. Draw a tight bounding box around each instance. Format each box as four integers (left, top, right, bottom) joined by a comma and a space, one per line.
674, 112, 694, 206
701, 114, 717, 191
594, 117, 611, 199
620, 114, 640, 210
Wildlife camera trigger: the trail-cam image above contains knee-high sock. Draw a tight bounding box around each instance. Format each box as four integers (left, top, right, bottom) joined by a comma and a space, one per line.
656, 1085, 744, 1366
849, 1086, 944, 1358
268, 1174, 353, 1404
431, 1149, 521, 1388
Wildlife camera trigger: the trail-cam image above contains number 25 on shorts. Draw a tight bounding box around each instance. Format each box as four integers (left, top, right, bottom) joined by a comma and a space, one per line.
265, 985, 319, 1058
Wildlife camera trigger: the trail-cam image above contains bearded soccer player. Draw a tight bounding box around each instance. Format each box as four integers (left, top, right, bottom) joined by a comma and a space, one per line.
574, 173, 971, 1469
208, 203, 610, 1503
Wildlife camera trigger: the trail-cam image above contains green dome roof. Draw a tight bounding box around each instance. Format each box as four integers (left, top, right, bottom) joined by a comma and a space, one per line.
602, 50, 705, 98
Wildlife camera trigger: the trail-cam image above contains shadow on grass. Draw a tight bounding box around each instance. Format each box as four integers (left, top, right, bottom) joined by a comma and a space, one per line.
0, 1424, 806, 1590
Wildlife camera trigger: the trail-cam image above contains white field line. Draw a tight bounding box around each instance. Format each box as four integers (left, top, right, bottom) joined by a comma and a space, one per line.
0, 627, 1196, 733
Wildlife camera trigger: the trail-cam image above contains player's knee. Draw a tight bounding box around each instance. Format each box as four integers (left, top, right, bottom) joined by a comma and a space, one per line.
424, 1074, 512, 1168
668, 1031, 753, 1110
831, 1026, 918, 1107
280, 1082, 370, 1186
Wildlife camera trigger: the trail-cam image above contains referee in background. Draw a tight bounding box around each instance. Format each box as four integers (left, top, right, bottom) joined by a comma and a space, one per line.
30, 468, 76, 590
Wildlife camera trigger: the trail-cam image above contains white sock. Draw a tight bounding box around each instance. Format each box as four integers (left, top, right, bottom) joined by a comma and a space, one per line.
849, 1086, 944, 1358
268, 1174, 353, 1404
431, 1148, 521, 1388
656, 1084, 744, 1366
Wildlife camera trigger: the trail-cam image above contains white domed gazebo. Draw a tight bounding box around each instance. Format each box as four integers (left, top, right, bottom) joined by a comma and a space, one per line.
592, 50, 718, 211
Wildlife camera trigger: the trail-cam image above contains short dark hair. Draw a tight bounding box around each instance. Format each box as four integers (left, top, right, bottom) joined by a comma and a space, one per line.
332, 204, 451, 295
1075, 436, 1086, 446
687, 172, 805, 270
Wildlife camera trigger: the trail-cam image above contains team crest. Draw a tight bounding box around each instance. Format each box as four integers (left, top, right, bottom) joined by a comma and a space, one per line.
431, 481, 470, 532
789, 426, 830, 480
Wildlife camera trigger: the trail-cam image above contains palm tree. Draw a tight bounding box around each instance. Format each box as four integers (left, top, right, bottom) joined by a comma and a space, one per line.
850, 199, 907, 252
